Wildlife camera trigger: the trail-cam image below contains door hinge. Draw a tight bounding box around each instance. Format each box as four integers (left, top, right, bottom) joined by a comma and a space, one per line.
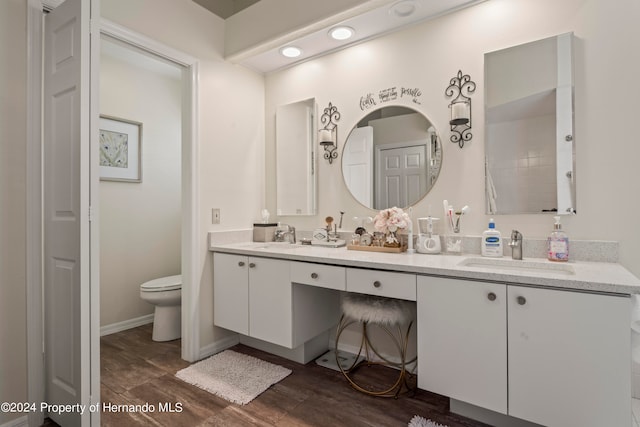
88, 206, 94, 222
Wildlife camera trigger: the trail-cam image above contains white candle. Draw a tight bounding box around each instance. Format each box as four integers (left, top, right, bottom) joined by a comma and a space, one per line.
319, 129, 333, 144
451, 102, 469, 124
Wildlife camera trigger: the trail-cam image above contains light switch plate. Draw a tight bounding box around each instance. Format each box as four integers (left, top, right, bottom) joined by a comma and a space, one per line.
212, 208, 220, 224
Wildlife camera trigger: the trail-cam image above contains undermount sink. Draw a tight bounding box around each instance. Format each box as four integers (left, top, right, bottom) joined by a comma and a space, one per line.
237, 242, 299, 250
458, 257, 575, 276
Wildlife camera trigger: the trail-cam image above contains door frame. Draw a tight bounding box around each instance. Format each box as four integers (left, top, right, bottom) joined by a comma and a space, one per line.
99, 19, 201, 364
27, 9, 201, 426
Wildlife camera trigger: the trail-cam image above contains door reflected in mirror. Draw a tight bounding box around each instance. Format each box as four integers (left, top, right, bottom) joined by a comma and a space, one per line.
342, 106, 441, 210
485, 33, 575, 215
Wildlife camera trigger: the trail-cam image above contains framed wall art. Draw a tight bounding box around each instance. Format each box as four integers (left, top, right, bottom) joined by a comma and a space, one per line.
99, 115, 142, 182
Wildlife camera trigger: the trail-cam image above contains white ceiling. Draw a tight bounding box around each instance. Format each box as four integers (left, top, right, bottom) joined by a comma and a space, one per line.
234, 0, 486, 73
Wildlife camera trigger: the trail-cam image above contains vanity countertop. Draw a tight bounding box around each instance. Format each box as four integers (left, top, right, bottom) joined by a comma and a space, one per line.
209, 241, 640, 295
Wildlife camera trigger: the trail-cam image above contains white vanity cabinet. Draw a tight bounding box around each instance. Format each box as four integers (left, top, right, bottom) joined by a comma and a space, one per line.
417, 276, 631, 427
213, 253, 291, 347
213, 254, 341, 351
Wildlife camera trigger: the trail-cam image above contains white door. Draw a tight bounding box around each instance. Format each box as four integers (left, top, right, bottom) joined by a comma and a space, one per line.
342, 126, 373, 207
44, 0, 95, 424
376, 143, 426, 209
213, 253, 249, 335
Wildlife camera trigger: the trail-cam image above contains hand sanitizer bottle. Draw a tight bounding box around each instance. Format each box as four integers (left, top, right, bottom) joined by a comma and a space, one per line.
547, 216, 569, 262
481, 218, 503, 257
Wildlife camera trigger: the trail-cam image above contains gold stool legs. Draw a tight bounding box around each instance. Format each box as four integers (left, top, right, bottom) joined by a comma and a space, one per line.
335, 314, 416, 398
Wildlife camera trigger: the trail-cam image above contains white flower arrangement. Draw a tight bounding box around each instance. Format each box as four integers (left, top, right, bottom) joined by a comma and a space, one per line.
373, 206, 411, 245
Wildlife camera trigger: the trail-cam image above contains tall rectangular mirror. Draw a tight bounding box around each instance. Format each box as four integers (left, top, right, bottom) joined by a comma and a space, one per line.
276, 98, 317, 215
485, 33, 575, 215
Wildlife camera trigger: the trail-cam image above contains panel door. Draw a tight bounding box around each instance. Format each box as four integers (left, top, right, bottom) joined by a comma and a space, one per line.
508, 286, 630, 427
213, 253, 249, 335
44, 0, 93, 425
376, 144, 426, 209
342, 126, 373, 207
417, 276, 507, 414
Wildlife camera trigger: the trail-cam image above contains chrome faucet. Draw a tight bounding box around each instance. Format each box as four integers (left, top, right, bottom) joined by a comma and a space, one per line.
508, 230, 523, 260
274, 224, 296, 243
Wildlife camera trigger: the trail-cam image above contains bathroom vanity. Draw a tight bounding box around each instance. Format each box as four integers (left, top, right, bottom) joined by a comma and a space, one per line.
209, 238, 639, 427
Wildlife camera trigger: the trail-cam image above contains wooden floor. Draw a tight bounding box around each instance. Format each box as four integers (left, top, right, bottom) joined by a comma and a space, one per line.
98, 324, 489, 427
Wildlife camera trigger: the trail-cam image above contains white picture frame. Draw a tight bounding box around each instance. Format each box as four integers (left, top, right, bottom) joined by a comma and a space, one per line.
99, 115, 142, 182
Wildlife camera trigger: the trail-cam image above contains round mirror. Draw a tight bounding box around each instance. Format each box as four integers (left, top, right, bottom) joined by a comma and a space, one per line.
341, 106, 442, 210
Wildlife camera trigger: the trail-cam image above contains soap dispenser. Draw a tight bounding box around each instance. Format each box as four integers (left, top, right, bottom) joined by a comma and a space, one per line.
547, 216, 569, 262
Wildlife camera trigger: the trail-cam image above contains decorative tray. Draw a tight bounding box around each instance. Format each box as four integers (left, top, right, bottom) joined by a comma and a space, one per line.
346, 244, 407, 253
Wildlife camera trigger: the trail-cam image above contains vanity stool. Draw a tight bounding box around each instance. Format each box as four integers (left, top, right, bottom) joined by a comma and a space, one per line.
335, 293, 416, 398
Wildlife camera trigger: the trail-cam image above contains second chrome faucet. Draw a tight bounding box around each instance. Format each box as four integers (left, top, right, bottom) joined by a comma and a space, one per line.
508, 230, 523, 260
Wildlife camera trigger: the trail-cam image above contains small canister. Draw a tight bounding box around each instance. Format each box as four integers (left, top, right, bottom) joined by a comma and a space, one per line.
253, 223, 278, 242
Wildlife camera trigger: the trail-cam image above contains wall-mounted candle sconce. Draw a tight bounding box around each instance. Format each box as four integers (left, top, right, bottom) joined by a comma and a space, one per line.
319, 102, 341, 164
445, 70, 476, 148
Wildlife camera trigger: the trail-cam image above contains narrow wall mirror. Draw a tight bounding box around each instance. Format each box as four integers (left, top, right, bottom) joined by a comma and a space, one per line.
485, 33, 575, 215
342, 106, 442, 210
276, 98, 317, 215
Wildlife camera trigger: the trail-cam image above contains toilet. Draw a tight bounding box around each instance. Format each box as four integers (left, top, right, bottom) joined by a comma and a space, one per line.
140, 274, 182, 342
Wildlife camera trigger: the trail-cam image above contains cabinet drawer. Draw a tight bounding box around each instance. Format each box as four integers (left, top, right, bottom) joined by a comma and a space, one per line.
346, 268, 416, 301
291, 262, 346, 290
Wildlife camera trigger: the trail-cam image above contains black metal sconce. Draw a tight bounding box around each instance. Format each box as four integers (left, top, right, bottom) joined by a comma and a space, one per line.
445, 70, 476, 148
319, 102, 340, 164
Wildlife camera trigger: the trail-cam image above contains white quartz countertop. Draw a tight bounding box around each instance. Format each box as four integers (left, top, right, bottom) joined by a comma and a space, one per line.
209, 241, 640, 295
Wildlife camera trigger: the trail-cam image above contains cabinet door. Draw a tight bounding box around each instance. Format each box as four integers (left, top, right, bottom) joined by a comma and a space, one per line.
249, 257, 292, 348
213, 253, 249, 335
417, 276, 507, 414
508, 286, 630, 427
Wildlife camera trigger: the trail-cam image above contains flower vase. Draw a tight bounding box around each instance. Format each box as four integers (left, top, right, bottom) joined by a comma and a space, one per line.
383, 230, 401, 248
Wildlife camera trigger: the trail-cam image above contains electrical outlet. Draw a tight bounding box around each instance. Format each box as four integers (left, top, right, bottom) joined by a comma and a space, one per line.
212, 208, 221, 224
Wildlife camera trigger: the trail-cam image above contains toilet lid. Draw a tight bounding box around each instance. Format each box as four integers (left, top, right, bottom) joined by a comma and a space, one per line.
140, 274, 182, 292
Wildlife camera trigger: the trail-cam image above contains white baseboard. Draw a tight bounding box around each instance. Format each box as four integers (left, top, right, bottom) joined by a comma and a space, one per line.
100, 314, 154, 336
198, 334, 240, 361
0, 415, 28, 427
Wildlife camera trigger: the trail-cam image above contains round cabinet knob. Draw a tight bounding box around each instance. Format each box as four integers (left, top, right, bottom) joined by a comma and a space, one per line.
238, 261, 245, 267
487, 292, 497, 301
517, 296, 526, 305
373, 281, 381, 288
249, 262, 256, 268
311, 273, 318, 279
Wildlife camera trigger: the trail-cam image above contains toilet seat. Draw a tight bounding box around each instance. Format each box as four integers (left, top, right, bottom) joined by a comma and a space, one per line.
140, 274, 182, 292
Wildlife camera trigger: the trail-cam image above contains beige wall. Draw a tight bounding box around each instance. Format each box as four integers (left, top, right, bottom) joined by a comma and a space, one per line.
101, 0, 266, 350
99, 41, 182, 327
265, 0, 640, 278
0, 1, 27, 424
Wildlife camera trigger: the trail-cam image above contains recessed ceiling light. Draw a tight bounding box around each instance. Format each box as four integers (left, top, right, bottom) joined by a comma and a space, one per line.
389, 0, 418, 18
329, 26, 355, 41
280, 46, 302, 58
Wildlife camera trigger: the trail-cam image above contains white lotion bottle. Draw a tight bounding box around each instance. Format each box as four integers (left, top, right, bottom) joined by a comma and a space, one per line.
481, 218, 503, 257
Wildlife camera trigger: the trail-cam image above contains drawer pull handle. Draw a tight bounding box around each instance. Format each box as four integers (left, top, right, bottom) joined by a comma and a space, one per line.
311, 273, 318, 279
517, 296, 526, 305
238, 261, 245, 267
487, 292, 496, 301
249, 262, 256, 268
373, 280, 381, 288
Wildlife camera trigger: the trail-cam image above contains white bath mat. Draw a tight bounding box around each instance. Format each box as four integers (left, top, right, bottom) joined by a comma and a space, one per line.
175, 349, 292, 405
408, 415, 449, 427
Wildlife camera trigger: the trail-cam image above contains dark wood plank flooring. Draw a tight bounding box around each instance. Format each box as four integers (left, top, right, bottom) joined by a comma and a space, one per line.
99, 324, 489, 427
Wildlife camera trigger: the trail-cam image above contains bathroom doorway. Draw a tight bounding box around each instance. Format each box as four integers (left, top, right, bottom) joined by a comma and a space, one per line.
98, 35, 182, 335
98, 20, 202, 363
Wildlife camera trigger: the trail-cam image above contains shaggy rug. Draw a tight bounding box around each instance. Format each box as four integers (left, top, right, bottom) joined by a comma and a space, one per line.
175, 350, 292, 405
408, 415, 449, 427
